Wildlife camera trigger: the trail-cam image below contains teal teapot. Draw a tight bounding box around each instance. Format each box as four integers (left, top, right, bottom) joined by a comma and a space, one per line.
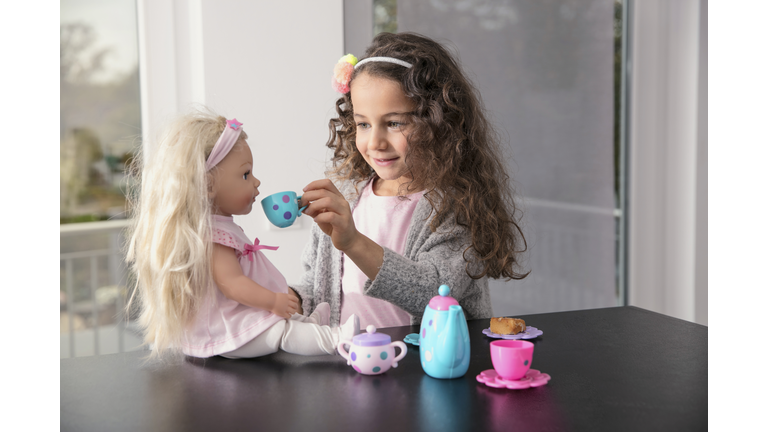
418, 284, 471, 379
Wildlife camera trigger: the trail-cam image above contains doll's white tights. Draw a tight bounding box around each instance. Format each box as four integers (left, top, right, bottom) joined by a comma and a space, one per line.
220, 304, 360, 358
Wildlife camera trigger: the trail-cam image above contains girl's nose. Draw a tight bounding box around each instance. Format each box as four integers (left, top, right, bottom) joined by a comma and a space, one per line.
369, 126, 387, 150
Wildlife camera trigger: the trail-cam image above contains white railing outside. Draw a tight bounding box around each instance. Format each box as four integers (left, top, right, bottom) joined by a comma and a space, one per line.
60, 219, 144, 358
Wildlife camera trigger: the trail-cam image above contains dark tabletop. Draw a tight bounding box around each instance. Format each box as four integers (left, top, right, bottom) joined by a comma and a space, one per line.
60, 306, 707, 432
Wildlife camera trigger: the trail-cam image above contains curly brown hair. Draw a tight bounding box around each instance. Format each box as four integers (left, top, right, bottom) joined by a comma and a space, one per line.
327, 32, 528, 281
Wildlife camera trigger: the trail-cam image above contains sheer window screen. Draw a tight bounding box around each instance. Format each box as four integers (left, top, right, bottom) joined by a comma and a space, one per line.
352, 0, 619, 316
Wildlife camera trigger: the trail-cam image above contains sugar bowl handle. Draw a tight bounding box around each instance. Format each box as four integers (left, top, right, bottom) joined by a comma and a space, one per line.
337, 340, 353, 365
391, 341, 407, 368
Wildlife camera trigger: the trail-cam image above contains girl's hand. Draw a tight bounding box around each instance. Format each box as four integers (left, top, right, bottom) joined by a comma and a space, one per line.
301, 179, 385, 281
271, 292, 299, 319
300, 179, 359, 252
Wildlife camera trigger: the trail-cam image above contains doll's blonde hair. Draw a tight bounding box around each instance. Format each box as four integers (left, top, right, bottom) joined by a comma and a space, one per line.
125, 108, 247, 358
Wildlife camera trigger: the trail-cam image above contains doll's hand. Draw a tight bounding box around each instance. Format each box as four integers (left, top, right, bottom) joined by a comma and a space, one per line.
301, 179, 360, 252
272, 292, 299, 319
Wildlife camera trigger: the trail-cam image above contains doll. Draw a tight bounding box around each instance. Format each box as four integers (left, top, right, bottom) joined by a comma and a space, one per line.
126, 109, 359, 359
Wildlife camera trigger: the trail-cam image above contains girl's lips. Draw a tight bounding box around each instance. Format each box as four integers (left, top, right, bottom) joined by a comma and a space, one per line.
373, 157, 398, 167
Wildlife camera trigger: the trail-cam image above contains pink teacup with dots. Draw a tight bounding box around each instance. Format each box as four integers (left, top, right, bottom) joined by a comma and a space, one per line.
261, 191, 307, 228
490, 340, 534, 381
338, 325, 407, 375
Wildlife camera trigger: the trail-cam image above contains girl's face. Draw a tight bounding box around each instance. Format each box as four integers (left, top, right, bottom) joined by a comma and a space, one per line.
350, 73, 415, 196
210, 139, 261, 216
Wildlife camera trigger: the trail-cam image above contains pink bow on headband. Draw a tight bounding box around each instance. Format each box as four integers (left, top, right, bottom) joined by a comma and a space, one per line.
242, 238, 279, 261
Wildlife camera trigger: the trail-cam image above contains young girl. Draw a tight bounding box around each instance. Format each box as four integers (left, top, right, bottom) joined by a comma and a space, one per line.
125, 109, 359, 359
292, 32, 529, 329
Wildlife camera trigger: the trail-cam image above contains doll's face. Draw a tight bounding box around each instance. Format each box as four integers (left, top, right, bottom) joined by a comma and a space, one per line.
209, 139, 261, 216
350, 73, 415, 196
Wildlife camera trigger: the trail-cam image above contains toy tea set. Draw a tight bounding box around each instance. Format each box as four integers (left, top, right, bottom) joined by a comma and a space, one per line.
337, 284, 551, 390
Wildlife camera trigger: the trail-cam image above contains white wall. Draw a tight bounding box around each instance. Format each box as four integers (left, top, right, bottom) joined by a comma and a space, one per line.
628, 0, 707, 325
138, 0, 344, 281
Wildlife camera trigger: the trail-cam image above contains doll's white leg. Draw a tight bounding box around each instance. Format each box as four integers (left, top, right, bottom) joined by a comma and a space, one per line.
289, 313, 311, 322
309, 302, 330, 326
280, 314, 360, 356
288, 302, 330, 326
280, 320, 337, 355
219, 320, 286, 359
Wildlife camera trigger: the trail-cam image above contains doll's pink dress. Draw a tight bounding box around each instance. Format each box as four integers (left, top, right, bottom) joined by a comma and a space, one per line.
181, 215, 287, 358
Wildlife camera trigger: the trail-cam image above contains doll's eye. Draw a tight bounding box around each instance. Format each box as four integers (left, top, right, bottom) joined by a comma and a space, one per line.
243, 170, 250, 180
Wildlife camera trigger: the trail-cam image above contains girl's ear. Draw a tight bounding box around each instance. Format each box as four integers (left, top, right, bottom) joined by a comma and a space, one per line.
207, 171, 217, 200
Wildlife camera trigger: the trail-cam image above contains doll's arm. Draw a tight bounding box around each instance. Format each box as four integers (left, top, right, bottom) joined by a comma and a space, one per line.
211, 243, 298, 319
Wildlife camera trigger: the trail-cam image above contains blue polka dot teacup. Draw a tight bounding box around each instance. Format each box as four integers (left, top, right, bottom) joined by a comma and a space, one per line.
338, 325, 407, 375
260, 191, 308, 228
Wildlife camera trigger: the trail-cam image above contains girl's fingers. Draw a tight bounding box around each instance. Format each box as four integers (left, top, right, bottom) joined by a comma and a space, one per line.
303, 196, 346, 218
300, 189, 337, 206
300, 180, 343, 206
310, 209, 340, 226
303, 178, 340, 194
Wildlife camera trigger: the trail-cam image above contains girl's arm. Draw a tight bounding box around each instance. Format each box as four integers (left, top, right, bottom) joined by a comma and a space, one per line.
300, 179, 384, 280
365, 244, 476, 318
361, 204, 490, 320
211, 243, 299, 319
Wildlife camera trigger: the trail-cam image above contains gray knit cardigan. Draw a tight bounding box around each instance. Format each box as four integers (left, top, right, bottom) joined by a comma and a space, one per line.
290, 179, 493, 326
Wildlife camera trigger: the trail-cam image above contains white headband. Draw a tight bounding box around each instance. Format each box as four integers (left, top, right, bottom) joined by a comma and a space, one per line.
355, 57, 413, 69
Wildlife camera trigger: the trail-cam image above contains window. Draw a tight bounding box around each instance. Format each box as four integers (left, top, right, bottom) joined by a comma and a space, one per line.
60, 0, 143, 357
60, 0, 141, 224
350, 0, 627, 316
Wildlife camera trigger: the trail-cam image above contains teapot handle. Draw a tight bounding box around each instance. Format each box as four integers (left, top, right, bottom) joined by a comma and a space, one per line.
337, 340, 353, 365
390, 341, 407, 368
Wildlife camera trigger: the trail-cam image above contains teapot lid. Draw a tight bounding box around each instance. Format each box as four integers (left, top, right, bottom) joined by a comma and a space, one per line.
428, 284, 460, 311
353, 325, 391, 347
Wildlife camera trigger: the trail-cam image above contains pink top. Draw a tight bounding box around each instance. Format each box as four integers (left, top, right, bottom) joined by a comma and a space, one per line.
181, 215, 286, 358
340, 179, 424, 328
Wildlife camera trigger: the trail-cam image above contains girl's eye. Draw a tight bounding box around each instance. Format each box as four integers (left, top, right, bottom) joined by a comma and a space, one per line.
356, 122, 370, 130
243, 170, 250, 180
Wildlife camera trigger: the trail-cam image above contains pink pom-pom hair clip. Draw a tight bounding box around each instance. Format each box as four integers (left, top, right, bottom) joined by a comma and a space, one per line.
332, 54, 358, 94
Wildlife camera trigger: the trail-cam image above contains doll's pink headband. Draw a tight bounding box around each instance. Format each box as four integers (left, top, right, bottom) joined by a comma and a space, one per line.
332, 54, 413, 93
205, 118, 243, 171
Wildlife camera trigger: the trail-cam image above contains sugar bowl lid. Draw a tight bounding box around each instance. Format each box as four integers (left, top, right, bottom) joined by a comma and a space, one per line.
428, 284, 460, 311
353, 325, 391, 347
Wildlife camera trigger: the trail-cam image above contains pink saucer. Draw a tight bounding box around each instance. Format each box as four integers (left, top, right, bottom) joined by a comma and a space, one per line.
476, 369, 551, 389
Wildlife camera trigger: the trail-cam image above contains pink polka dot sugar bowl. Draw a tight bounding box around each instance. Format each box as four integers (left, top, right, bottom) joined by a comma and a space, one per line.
337, 325, 408, 375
